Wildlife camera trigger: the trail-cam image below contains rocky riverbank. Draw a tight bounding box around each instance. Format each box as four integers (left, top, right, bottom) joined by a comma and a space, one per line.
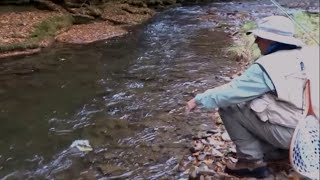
0, 0, 172, 59
0, 0, 318, 59
0, 0, 318, 179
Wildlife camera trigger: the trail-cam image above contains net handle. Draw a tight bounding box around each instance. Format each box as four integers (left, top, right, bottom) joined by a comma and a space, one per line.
305, 79, 315, 116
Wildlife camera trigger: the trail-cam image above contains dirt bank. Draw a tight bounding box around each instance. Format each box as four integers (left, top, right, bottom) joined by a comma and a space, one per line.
0, 1, 160, 59
1, 0, 318, 59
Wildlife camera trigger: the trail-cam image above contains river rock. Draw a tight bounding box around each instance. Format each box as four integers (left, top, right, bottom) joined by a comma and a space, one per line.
98, 163, 125, 175
213, 112, 223, 125
191, 140, 204, 152
211, 148, 223, 157
151, 145, 161, 152
71, 14, 95, 24
221, 131, 231, 141
196, 131, 211, 139
228, 146, 237, 153
189, 165, 199, 179
104, 153, 117, 160
197, 152, 206, 161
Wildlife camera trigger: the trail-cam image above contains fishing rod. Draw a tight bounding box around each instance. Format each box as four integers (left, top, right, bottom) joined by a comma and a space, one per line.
270, 0, 320, 45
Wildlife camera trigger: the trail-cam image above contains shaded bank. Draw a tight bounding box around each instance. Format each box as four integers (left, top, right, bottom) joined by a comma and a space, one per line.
0, 0, 223, 59
0, 0, 158, 59
0, 0, 318, 59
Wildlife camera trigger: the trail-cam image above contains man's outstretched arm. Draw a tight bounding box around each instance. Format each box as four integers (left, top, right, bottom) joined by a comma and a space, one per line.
187, 64, 275, 112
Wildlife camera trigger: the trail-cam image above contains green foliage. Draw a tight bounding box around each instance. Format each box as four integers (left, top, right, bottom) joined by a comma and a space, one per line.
30, 15, 73, 40
225, 21, 260, 63
239, 21, 257, 33
0, 41, 38, 52
293, 12, 320, 45
227, 12, 319, 63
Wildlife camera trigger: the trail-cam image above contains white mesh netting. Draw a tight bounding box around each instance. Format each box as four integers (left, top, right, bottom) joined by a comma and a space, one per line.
291, 115, 320, 180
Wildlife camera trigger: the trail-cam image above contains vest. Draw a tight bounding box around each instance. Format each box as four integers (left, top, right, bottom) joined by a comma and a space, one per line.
249, 46, 319, 128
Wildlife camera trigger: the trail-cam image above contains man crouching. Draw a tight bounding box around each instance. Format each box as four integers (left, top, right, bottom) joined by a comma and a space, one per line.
186, 16, 319, 178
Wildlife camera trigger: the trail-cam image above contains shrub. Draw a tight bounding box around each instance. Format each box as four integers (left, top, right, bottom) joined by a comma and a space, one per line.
30, 15, 73, 40
227, 12, 319, 63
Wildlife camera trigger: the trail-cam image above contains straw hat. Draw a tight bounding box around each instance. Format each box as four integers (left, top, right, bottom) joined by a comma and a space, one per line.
247, 16, 304, 47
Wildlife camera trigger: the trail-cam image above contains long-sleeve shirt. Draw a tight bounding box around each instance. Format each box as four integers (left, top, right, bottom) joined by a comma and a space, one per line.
194, 42, 300, 110
194, 64, 275, 109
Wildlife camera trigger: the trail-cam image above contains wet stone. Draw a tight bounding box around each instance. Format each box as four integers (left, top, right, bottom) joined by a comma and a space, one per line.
196, 131, 212, 139
104, 153, 117, 160
199, 124, 211, 131
197, 152, 206, 161
191, 140, 204, 152
189, 165, 199, 179
210, 148, 223, 157
98, 163, 126, 175
227, 146, 237, 154
214, 113, 223, 125
151, 145, 161, 152
221, 131, 231, 142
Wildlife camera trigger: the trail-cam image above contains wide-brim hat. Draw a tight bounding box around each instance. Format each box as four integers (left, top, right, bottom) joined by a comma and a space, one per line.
246, 16, 304, 47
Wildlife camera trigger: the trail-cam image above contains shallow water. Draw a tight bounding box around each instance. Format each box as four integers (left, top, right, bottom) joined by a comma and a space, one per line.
0, 1, 281, 179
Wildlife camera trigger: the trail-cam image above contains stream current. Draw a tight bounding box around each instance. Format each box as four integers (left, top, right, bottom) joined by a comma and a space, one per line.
0, 1, 284, 179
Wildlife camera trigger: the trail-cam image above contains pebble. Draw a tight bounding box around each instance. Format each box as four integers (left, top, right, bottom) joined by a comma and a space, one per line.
151, 145, 161, 152
104, 153, 117, 160
98, 164, 124, 175
221, 131, 231, 141
211, 148, 223, 157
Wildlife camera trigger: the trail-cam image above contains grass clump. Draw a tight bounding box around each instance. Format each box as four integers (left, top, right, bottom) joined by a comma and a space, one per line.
0, 15, 73, 53
30, 15, 73, 40
225, 21, 260, 63
239, 21, 256, 33
0, 41, 39, 52
293, 12, 319, 45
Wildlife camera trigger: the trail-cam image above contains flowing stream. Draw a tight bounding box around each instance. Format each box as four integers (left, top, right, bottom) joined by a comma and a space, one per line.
0, 1, 287, 179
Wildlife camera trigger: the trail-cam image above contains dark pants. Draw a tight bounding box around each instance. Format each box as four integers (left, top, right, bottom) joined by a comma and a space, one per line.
219, 103, 294, 160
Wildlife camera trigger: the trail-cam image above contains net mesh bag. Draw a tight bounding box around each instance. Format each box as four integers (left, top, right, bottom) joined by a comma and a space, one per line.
290, 79, 320, 180
290, 115, 320, 180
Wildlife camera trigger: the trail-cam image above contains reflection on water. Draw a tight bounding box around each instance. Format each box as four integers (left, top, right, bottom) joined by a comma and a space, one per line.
0, 1, 277, 179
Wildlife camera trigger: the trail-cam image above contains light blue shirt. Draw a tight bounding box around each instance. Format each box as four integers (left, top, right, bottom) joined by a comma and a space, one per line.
194, 64, 275, 109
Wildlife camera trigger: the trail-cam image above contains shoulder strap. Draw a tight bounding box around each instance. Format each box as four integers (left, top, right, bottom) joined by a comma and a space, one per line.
305, 79, 315, 116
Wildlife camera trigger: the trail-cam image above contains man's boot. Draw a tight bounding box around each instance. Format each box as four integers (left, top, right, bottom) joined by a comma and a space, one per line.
224, 159, 272, 178
264, 149, 289, 162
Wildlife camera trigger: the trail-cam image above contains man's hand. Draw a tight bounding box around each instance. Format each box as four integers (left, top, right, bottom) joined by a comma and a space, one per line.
186, 98, 197, 114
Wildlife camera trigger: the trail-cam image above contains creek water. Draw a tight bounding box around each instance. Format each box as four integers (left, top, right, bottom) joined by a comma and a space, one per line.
0, 1, 280, 179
